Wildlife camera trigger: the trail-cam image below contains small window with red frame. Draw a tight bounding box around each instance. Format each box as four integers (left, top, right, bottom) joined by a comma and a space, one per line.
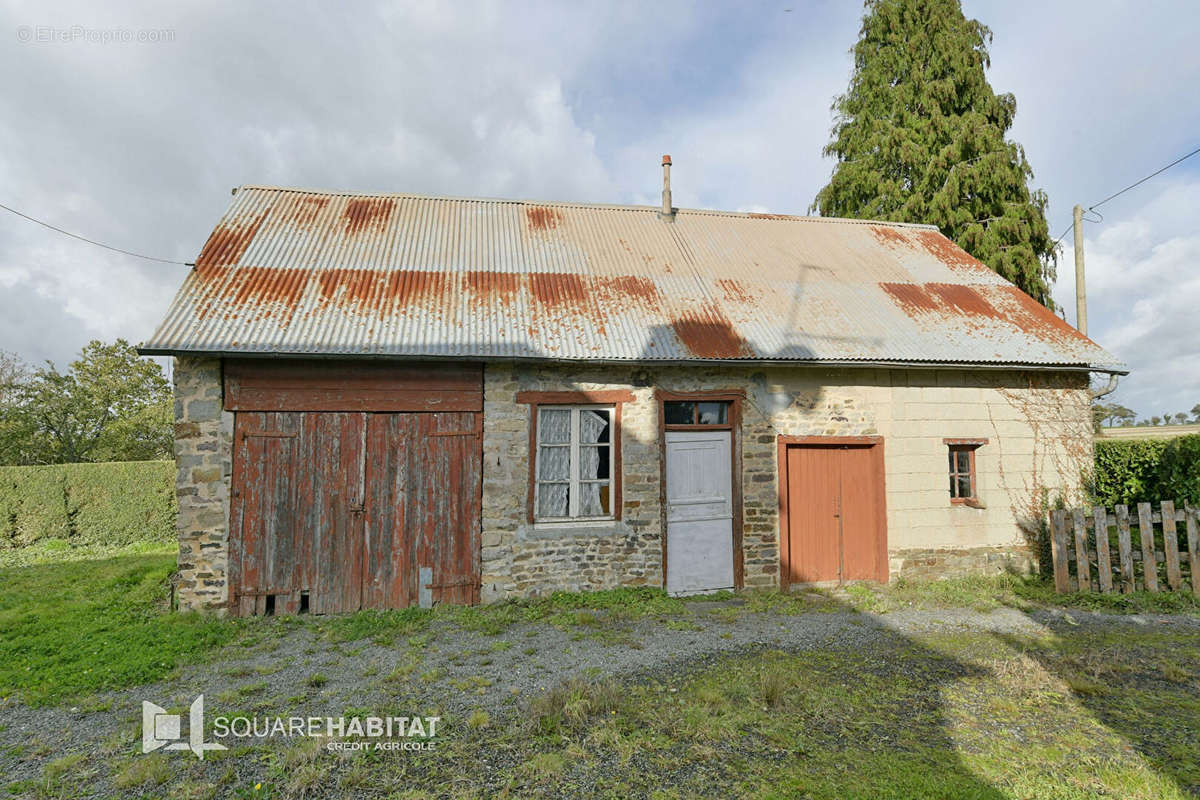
947, 442, 984, 505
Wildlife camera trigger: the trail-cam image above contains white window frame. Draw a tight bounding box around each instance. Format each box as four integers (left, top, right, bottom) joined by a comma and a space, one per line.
534, 405, 615, 522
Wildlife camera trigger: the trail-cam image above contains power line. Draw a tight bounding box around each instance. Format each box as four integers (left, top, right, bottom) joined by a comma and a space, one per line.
1088, 144, 1200, 211
1052, 222, 1073, 249
0, 201, 193, 266
1054, 143, 1200, 249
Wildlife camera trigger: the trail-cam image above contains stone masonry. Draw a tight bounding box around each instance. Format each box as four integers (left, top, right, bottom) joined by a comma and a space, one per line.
477, 362, 1091, 600
171, 357, 1092, 611
173, 356, 234, 612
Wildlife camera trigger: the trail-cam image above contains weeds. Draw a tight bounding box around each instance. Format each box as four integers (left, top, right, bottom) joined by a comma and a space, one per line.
527, 677, 622, 735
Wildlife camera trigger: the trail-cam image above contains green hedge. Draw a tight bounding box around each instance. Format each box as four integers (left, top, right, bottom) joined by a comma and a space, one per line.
1091, 435, 1200, 507
0, 460, 176, 549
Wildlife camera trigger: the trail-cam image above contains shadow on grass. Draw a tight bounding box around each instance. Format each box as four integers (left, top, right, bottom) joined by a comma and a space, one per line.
991, 616, 1200, 797
377, 594, 1013, 799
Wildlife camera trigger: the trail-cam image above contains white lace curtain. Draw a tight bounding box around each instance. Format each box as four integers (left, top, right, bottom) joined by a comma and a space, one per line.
538, 410, 571, 517
537, 408, 610, 518
578, 410, 608, 516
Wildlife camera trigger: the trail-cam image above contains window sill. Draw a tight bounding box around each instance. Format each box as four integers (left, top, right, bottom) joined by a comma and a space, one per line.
532, 518, 618, 530
951, 498, 986, 509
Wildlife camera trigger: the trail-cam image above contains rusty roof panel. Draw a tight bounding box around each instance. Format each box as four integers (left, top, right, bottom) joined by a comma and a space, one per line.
142, 186, 1125, 372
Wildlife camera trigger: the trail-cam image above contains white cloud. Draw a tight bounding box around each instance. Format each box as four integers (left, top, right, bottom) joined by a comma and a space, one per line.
0, 0, 1196, 424
0, 0, 630, 366
1052, 179, 1200, 418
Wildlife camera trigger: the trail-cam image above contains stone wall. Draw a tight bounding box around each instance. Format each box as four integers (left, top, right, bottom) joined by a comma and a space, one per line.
890, 546, 1035, 581
173, 356, 233, 612
479, 363, 664, 602
170, 357, 1091, 611
479, 363, 1092, 598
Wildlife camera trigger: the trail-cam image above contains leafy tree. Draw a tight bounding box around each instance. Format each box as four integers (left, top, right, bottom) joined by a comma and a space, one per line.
1191, 403, 1200, 422
0, 350, 27, 406
1150, 416, 1162, 427
1173, 413, 1189, 425
813, 0, 1056, 304
1093, 402, 1135, 429
0, 340, 172, 465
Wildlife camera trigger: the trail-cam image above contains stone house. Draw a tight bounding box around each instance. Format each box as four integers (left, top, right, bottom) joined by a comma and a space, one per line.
141, 169, 1124, 614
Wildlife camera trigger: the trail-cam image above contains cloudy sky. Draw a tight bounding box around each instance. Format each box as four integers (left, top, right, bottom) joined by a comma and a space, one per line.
0, 0, 1197, 419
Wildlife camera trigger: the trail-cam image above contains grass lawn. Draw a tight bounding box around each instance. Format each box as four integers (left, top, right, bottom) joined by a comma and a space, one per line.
2, 547, 1198, 798
0, 545, 240, 706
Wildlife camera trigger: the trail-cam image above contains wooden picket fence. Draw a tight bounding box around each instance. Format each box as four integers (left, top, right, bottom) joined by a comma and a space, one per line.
1049, 502, 1200, 594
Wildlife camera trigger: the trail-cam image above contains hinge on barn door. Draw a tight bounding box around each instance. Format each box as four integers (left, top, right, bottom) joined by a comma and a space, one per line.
242, 430, 298, 440
426, 579, 482, 589
418, 565, 481, 609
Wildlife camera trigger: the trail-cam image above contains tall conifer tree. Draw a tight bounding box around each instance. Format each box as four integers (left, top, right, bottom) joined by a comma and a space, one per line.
813, 0, 1056, 304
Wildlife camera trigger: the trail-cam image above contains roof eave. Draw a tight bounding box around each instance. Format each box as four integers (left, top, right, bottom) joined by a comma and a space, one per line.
135, 344, 1128, 375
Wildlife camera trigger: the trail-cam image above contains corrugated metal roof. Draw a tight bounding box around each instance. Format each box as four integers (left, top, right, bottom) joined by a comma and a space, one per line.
141, 185, 1125, 372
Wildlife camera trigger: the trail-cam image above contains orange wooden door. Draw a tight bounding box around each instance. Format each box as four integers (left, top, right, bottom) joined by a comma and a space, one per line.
784, 443, 886, 585
839, 445, 887, 581
786, 445, 842, 583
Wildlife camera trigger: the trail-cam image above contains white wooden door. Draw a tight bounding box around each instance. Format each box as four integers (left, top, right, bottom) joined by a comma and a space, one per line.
665, 430, 734, 596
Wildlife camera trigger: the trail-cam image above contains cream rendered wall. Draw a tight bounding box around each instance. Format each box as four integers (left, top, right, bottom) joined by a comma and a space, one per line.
480, 362, 1092, 600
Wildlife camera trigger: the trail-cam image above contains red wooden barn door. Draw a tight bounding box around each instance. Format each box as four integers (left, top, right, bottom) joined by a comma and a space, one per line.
785, 445, 841, 583
226, 361, 483, 616
838, 445, 886, 581
362, 412, 482, 608
301, 412, 367, 614
782, 440, 887, 586
231, 412, 366, 615
413, 412, 482, 605
230, 413, 299, 617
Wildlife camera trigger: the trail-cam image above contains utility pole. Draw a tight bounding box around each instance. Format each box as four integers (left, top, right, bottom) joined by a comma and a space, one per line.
1073, 203, 1087, 336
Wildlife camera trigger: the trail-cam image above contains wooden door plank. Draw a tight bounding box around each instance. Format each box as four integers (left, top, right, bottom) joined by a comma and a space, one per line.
1093, 507, 1113, 593
1137, 502, 1158, 592
1115, 505, 1134, 594
1161, 500, 1182, 591
281, 590, 300, 615
261, 415, 301, 600
362, 413, 413, 610
1050, 509, 1070, 592
231, 412, 301, 616
1072, 508, 1090, 591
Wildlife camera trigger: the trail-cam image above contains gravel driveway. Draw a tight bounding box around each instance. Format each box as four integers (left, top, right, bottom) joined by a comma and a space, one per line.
2, 602, 1195, 798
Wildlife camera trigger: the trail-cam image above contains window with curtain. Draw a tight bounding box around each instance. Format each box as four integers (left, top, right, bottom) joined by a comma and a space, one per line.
535, 406, 613, 520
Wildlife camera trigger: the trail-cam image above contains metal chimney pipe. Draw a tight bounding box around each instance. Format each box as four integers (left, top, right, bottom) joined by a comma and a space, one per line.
661, 155, 673, 220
